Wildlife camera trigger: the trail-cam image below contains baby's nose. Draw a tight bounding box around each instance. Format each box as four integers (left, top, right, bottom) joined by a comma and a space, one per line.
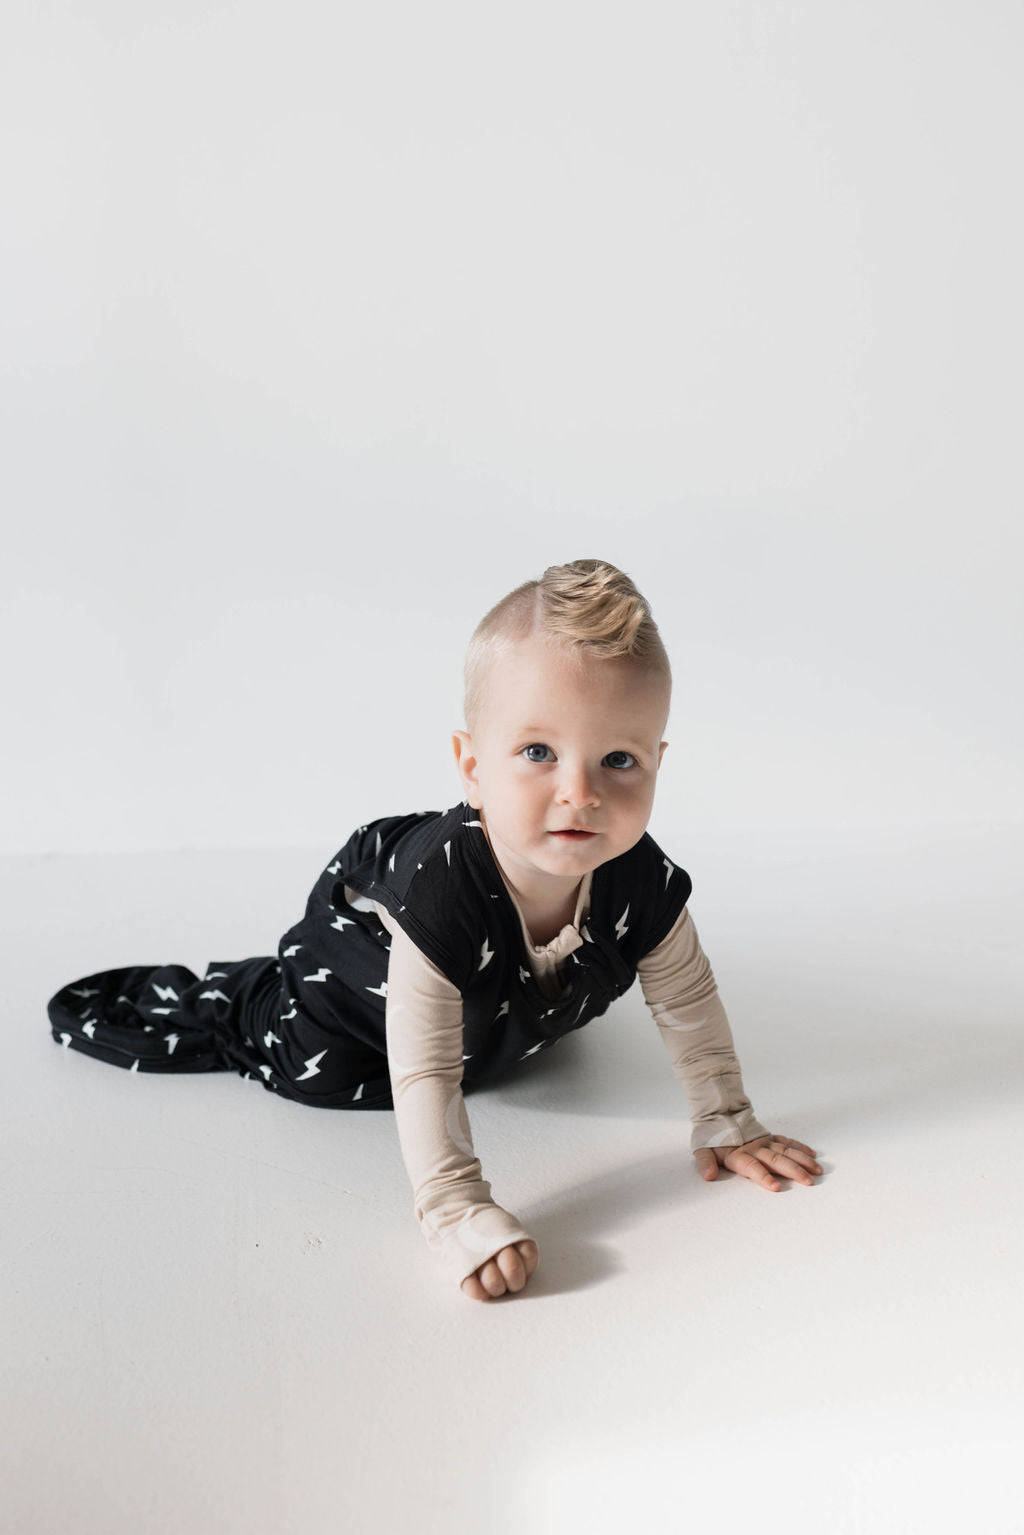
557, 766, 600, 807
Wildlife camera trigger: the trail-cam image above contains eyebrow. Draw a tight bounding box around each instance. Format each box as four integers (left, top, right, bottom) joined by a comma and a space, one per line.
516, 727, 655, 753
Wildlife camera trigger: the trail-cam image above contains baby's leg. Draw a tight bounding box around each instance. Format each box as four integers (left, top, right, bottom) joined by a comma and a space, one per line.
49, 952, 394, 1109
48, 963, 222, 1072
243, 974, 394, 1108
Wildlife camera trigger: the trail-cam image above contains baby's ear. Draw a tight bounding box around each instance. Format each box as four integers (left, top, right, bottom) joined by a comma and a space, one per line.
657, 740, 669, 767
451, 730, 483, 807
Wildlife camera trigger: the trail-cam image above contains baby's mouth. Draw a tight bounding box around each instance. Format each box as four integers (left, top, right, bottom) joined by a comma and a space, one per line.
549, 829, 596, 839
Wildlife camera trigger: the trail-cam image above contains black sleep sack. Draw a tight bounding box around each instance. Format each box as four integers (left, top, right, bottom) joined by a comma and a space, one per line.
47, 802, 691, 1109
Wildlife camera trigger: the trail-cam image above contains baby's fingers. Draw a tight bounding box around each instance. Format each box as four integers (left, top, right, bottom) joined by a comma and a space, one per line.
783, 1144, 824, 1178
461, 1269, 492, 1301
774, 1136, 819, 1162
761, 1150, 816, 1187
736, 1143, 821, 1190
496, 1245, 528, 1293
726, 1148, 784, 1191
461, 1257, 507, 1299
493, 1241, 540, 1292
515, 1239, 540, 1280
762, 1139, 822, 1184
460, 1241, 539, 1302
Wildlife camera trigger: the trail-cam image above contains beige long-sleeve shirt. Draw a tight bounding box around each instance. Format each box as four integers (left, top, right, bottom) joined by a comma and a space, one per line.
366, 870, 767, 1288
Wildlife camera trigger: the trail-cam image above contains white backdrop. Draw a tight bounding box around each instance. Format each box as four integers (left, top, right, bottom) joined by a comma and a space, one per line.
4, 1, 1021, 854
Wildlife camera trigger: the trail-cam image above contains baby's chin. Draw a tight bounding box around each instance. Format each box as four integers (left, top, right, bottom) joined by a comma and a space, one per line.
542, 824, 653, 866
534, 832, 609, 869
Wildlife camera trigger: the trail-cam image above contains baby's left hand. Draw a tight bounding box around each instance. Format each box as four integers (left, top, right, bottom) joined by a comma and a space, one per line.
694, 1135, 822, 1191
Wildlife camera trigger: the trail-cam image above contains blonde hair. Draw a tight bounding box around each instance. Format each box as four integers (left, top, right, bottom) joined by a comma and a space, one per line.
463, 558, 671, 732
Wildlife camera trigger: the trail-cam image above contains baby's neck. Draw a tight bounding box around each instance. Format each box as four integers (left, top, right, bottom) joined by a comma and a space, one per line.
488, 853, 585, 945
478, 812, 588, 943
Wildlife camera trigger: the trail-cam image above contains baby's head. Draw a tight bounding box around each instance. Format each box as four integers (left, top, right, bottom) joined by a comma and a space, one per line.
453, 560, 672, 889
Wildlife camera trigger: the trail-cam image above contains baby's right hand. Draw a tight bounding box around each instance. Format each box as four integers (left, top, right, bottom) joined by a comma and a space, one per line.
460, 1240, 539, 1302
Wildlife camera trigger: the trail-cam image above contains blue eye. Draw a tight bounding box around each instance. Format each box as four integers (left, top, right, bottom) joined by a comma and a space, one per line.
522, 743, 554, 763
604, 751, 636, 770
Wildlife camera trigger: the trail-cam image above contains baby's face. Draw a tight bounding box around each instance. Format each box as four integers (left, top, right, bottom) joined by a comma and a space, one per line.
452, 632, 670, 895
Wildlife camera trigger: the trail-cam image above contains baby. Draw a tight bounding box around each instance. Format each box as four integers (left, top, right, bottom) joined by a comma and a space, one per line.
48, 558, 820, 1302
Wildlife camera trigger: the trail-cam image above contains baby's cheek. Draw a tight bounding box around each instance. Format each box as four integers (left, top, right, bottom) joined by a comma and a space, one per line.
619, 779, 656, 814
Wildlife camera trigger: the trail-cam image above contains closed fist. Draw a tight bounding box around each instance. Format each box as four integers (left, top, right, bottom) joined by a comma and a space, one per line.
460, 1240, 539, 1301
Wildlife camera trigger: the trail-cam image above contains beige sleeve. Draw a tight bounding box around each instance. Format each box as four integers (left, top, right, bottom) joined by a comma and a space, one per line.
374, 904, 536, 1288
637, 905, 770, 1151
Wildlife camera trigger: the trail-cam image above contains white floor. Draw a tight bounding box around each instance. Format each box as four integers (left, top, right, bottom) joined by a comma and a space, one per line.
4, 823, 1022, 1535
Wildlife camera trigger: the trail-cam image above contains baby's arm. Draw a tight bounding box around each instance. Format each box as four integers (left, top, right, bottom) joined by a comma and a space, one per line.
378, 907, 540, 1299
637, 906, 821, 1189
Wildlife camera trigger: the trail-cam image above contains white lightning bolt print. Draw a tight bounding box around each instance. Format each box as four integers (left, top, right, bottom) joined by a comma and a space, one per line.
164, 1033, 180, 1055
198, 990, 230, 1004
663, 857, 675, 889
303, 969, 331, 984
151, 983, 179, 1002
495, 1000, 509, 1019
68, 986, 99, 999
82, 1020, 96, 1039
327, 860, 341, 875
296, 1049, 327, 1081
519, 1042, 545, 1060
615, 904, 630, 941
59, 1033, 71, 1047
375, 831, 382, 855
443, 840, 452, 864
478, 938, 494, 971
259, 1065, 273, 1081
130, 1059, 139, 1073
205, 971, 228, 980
365, 981, 388, 999
518, 966, 530, 984
282, 944, 301, 957
388, 853, 396, 873
264, 1031, 283, 1049
465, 819, 483, 829
149, 1007, 177, 1016
330, 914, 355, 933
280, 1000, 298, 1021
351, 1083, 364, 1102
